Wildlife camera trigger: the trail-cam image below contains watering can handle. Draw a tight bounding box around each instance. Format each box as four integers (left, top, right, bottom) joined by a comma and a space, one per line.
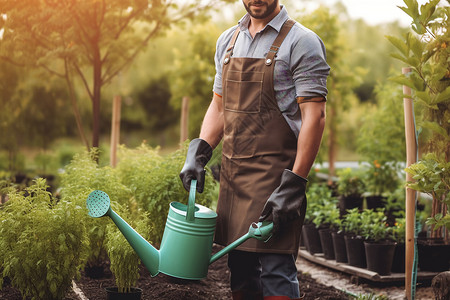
186, 179, 197, 222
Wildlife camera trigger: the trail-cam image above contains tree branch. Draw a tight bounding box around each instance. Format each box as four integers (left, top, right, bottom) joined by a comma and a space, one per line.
74, 63, 94, 101
102, 22, 163, 85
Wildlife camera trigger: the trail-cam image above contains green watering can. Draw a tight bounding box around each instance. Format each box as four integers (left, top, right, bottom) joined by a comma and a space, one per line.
86, 180, 273, 280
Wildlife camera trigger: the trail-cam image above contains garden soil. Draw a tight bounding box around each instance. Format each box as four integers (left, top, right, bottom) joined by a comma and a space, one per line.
0, 245, 349, 300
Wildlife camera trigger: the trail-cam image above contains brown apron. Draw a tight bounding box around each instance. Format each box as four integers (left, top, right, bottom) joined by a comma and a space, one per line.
215, 19, 304, 254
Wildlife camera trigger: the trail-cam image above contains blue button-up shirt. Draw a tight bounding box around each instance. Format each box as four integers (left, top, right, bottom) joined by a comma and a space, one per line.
213, 6, 330, 137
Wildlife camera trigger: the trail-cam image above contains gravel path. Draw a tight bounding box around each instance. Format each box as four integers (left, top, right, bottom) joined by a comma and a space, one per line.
296, 257, 435, 300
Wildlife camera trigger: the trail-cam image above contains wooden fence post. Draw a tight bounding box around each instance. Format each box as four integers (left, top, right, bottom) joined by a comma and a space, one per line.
110, 95, 121, 168
180, 96, 189, 144
403, 67, 417, 300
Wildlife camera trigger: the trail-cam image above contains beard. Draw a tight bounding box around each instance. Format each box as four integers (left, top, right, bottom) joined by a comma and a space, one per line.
243, 0, 279, 20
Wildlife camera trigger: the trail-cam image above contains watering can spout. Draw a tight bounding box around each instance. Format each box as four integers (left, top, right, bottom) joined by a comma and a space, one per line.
209, 221, 274, 265
86, 190, 160, 277
108, 209, 160, 276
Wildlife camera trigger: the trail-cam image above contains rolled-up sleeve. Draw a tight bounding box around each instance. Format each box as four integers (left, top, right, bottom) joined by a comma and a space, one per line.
291, 32, 330, 99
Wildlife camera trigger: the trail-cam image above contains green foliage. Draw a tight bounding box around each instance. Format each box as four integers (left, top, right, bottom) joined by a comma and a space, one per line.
405, 153, 450, 204
389, 0, 450, 239
356, 81, 407, 164
299, 6, 363, 165
128, 76, 177, 135
59, 149, 132, 267
106, 203, 152, 293
116, 141, 217, 246
336, 168, 366, 197
0, 0, 234, 149
392, 217, 406, 243
388, 0, 450, 159
385, 187, 406, 219
58, 143, 217, 292
0, 178, 89, 299
354, 292, 390, 300
342, 208, 365, 236
405, 153, 450, 232
360, 209, 393, 242
307, 184, 340, 229
169, 21, 222, 137
361, 160, 402, 196
305, 183, 335, 224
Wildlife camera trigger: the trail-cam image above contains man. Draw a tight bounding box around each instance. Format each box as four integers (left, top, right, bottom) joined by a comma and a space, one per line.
180, 1, 329, 299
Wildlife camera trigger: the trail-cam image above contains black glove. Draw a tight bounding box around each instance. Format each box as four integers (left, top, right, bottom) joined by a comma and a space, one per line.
179, 138, 213, 193
259, 169, 307, 234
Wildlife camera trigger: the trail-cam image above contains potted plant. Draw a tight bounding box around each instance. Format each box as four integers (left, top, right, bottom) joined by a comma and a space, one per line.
312, 201, 340, 260
303, 183, 332, 255
331, 218, 347, 263
342, 208, 366, 268
384, 187, 406, 226
405, 153, 450, 272
336, 168, 366, 217
391, 217, 406, 273
360, 209, 396, 275
388, 0, 450, 273
362, 160, 401, 209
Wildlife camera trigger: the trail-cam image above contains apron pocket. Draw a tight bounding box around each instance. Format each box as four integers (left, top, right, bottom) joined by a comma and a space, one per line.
224, 70, 264, 113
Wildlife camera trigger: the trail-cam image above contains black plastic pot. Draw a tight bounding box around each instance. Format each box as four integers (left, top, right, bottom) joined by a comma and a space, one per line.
339, 195, 363, 217
105, 287, 142, 300
332, 231, 348, 263
391, 242, 405, 273
301, 229, 308, 251
303, 223, 322, 255
365, 195, 386, 210
364, 240, 397, 276
417, 238, 450, 272
344, 235, 366, 268
318, 228, 335, 260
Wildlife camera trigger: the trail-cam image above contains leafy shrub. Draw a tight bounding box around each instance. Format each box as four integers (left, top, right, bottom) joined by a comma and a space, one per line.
356, 81, 406, 168
308, 185, 340, 229
360, 209, 393, 242
0, 178, 89, 299
361, 160, 401, 196
342, 208, 364, 236
116, 142, 217, 246
336, 168, 366, 197
305, 183, 334, 224
405, 153, 450, 235
59, 149, 132, 269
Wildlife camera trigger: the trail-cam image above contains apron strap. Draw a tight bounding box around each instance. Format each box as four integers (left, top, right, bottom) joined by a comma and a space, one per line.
223, 27, 240, 65
265, 19, 295, 66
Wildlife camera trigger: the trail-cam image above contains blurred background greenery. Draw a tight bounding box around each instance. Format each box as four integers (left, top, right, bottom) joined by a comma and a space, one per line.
0, 0, 412, 179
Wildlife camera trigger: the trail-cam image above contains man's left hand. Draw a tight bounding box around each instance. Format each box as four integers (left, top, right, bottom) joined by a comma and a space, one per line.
259, 169, 307, 235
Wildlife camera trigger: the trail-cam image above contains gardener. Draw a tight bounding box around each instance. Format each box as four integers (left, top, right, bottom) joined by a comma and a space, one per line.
180, 1, 329, 299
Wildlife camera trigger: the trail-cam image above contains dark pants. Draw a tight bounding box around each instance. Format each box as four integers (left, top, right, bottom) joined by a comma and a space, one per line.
228, 250, 300, 298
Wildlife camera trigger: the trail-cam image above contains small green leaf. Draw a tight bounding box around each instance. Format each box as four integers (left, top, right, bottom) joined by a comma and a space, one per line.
386, 35, 409, 57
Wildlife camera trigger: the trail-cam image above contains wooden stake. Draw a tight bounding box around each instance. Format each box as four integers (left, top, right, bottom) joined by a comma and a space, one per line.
180, 96, 189, 144
403, 67, 417, 300
110, 95, 121, 167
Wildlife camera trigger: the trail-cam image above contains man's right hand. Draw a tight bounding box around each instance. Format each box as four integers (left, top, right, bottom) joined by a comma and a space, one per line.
179, 138, 213, 193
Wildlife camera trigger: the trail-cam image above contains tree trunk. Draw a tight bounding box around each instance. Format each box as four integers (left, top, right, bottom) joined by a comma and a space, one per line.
92, 45, 102, 149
